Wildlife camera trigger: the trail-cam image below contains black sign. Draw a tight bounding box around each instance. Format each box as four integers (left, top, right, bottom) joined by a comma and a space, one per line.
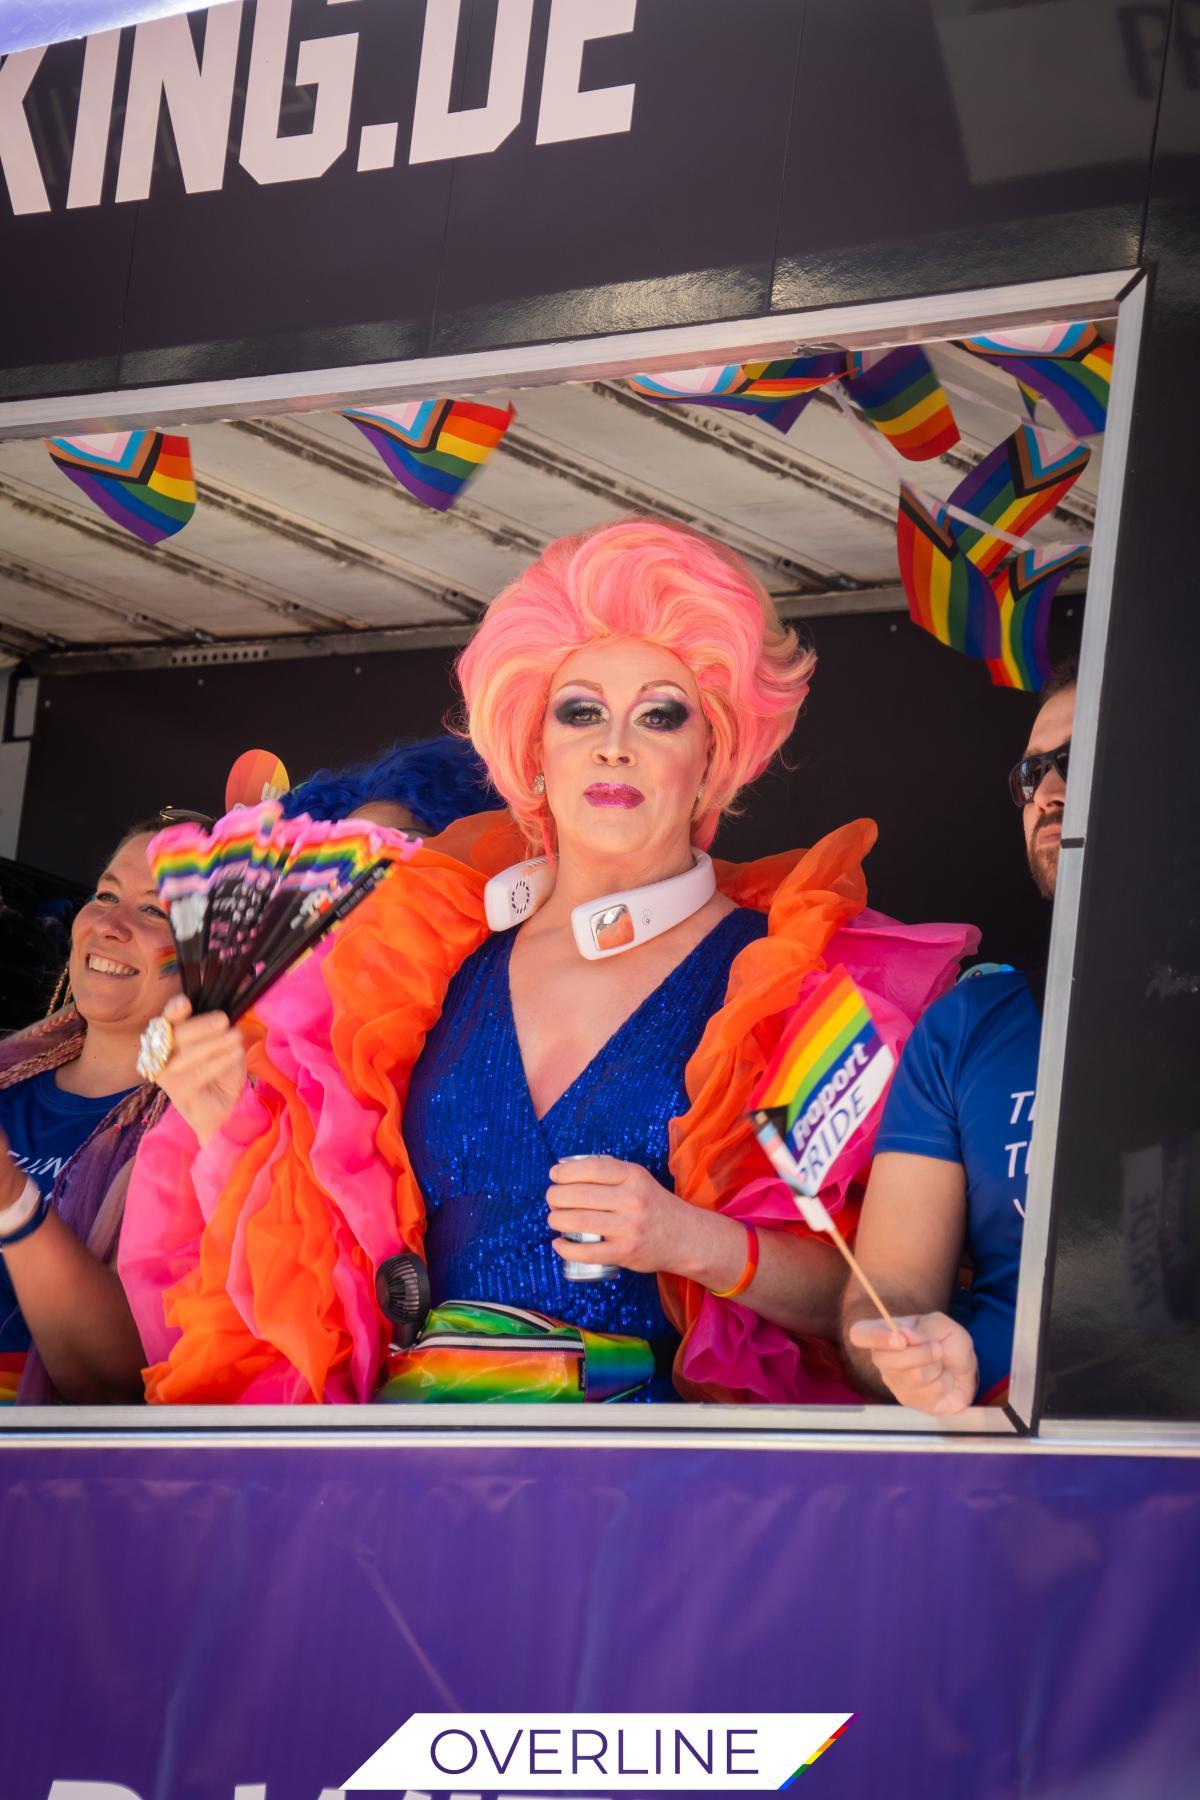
0, 0, 1166, 401
0, 0, 810, 397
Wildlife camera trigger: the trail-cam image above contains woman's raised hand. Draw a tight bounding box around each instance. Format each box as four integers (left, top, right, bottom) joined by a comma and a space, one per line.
546, 1155, 696, 1275
152, 995, 248, 1146
847, 1313, 979, 1414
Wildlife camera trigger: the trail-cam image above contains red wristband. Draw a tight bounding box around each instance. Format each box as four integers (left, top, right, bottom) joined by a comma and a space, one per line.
712, 1221, 760, 1299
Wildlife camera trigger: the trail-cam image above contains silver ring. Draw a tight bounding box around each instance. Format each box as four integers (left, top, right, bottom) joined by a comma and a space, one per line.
136, 1014, 175, 1085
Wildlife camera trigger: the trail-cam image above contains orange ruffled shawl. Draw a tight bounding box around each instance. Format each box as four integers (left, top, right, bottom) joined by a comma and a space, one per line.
120, 813, 977, 1404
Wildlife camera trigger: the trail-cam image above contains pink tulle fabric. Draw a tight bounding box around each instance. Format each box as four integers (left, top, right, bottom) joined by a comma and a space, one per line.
121, 932, 409, 1402
673, 908, 979, 1404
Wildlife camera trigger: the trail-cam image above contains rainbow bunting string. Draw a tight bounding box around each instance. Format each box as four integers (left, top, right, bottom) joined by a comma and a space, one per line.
961, 323, 1098, 357
45, 430, 196, 545
958, 322, 1112, 436
987, 543, 1087, 692
626, 354, 848, 432
896, 483, 1000, 662
343, 398, 514, 511
948, 424, 1091, 578
844, 346, 960, 460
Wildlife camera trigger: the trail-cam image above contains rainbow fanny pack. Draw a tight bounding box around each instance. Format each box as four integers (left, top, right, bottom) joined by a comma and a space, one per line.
373, 1300, 655, 1404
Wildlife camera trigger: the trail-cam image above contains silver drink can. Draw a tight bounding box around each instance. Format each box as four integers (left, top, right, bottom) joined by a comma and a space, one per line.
557, 1155, 620, 1281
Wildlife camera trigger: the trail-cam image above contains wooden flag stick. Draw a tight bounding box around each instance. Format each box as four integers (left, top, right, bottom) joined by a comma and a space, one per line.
819, 1216, 899, 1333
753, 1117, 899, 1332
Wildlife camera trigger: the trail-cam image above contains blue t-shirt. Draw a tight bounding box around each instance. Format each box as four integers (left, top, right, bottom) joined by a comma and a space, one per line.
872, 971, 1041, 1399
0, 1070, 130, 1367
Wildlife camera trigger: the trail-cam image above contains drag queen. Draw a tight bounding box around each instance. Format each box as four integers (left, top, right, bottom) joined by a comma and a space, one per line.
121, 521, 975, 1404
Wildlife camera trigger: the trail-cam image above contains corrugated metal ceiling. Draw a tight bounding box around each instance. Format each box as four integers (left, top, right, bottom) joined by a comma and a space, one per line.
0, 341, 1100, 671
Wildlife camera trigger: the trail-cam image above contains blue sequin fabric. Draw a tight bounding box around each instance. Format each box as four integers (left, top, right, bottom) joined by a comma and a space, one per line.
404, 906, 769, 1398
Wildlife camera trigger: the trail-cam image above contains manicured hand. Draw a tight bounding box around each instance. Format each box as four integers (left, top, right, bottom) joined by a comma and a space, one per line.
848, 1312, 979, 1414
152, 994, 248, 1145
547, 1155, 694, 1275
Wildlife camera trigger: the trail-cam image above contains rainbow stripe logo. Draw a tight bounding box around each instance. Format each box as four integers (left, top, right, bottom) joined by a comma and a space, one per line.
752, 968, 894, 1191
779, 1714, 857, 1785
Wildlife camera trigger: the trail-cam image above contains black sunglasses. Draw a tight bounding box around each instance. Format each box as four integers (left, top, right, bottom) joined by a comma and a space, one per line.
1008, 741, 1070, 808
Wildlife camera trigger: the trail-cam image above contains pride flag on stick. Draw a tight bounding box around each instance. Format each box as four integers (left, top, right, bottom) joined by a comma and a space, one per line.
748, 967, 899, 1327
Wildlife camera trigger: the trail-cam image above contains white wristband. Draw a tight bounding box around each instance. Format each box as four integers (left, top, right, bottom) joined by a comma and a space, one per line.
0, 1176, 42, 1241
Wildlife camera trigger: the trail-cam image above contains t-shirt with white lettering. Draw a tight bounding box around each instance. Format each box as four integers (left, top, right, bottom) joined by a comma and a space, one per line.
872, 971, 1041, 1401
0, 1069, 132, 1381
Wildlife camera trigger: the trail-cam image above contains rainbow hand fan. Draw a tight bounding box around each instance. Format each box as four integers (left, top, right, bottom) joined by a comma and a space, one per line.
148, 803, 417, 1022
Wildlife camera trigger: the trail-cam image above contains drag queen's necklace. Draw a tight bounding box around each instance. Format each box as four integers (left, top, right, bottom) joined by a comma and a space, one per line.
483, 851, 717, 961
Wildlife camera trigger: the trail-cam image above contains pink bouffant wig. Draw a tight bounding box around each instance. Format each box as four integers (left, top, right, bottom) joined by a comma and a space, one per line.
456, 519, 814, 850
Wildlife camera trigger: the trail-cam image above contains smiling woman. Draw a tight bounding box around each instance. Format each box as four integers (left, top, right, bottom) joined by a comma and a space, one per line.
0, 818, 196, 1403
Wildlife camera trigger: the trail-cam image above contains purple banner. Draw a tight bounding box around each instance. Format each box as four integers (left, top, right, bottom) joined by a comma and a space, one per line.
5, 1443, 1199, 1799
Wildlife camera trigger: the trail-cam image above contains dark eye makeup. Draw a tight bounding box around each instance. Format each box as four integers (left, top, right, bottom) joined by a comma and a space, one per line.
552, 694, 692, 730
553, 697, 605, 726
637, 698, 691, 731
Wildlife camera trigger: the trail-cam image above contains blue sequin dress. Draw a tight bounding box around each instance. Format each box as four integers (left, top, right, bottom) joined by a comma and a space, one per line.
404, 906, 768, 1398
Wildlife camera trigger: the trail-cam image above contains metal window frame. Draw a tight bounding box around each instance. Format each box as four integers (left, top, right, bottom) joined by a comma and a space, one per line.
0, 266, 1152, 1452
1005, 271, 1149, 1430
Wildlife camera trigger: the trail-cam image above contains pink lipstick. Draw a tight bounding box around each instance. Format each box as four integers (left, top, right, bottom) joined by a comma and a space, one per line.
584, 783, 644, 809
